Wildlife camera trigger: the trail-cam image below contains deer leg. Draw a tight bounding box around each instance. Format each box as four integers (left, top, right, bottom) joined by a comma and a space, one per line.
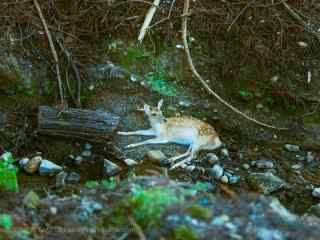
166, 146, 192, 163
169, 147, 199, 170
125, 137, 168, 148
118, 129, 156, 136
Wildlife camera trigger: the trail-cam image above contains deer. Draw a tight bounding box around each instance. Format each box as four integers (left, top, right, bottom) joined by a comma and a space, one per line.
117, 99, 222, 170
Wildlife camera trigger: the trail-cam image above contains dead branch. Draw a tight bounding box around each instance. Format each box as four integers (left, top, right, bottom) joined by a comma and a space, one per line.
33, 0, 64, 104
281, 0, 320, 42
138, 0, 161, 42
182, 0, 287, 130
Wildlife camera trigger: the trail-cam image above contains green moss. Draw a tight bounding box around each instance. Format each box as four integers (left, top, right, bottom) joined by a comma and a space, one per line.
126, 185, 184, 225
185, 205, 212, 220
0, 214, 12, 230
174, 224, 199, 240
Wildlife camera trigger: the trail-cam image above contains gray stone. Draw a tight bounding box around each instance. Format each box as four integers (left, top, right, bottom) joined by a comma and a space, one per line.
81, 150, 92, 157
24, 156, 42, 174
103, 159, 121, 176
19, 157, 29, 167
66, 172, 81, 184
74, 156, 83, 164
220, 175, 229, 184
307, 152, 315, 162
56, 171, 68, 187
312, 188, 320, 198
284, 144, 300, 152
209, 164, 224, 179
124, 158, 138, 167
84, 143, 93, 150
242, 163, 250, 170
291, 163, 303, 171
307, 204, 320, 218
205, 153, 219, 164
39, 160, 63, 176
221, 148, 229, 157
247, 172, 287, 195
185, 165, 196, 172
146, 150, 167, 163
252, 159, 274, 169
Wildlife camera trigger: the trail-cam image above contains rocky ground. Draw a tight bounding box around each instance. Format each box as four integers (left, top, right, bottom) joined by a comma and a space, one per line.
1, 44, 320, 239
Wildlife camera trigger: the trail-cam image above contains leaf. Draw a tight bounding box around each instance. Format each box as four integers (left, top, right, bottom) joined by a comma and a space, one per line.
0, 214, 13, 230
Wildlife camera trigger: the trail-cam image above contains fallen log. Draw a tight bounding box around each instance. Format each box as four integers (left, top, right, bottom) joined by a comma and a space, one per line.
38, 106, 120, 141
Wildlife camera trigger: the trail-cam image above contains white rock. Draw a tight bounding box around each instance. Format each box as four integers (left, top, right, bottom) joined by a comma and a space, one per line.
210, 164, 224, 179
19, 158, 30, 167
220, 175, 229, 184
39, 160, 63, 176
312, 188, 320, 198
124, 158, 138, 167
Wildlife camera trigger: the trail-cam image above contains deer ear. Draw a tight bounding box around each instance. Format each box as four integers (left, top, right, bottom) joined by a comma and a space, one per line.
144, 104, 150, 113
157, 99, 163, 110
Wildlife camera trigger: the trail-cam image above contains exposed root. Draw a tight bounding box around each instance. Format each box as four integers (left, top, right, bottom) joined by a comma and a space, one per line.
182, 0, 287, 131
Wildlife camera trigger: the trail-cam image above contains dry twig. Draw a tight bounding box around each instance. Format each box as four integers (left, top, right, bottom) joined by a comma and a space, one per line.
33, 0, 64, 104
128, 215, 147, 240
182, 0, 287, 130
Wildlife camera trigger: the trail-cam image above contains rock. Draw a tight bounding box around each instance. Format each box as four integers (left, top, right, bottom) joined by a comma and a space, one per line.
146, 150, 167, 163
50, 206, 58, 215
19, 157, 29, 167
39, 160, 63, 176
284, 144, 300, 152
66, 172, 81, 184
247, 172, 288, 195
307, 152, 314, 162
178, 100, 192, 108
24, 156, 42, 174
124, 158, 138, 167
209, 164, 224, 180
81, 150, 92, 157
56, 171, 67, 187
242, 163, 250, 170
185, 165, 196, 172
307, 204, 320, 218
103, 159, 121, 176
295, 154, 305, 161
74, 156, 83, 164
23, 191, 40, 209
84, 143, 92, 150
291, 163, 303, 171
220, 175, 229, 184
223, 171, 240, 184
312, 188, 320, 198
221, 148, 229, 157
205, 153, 219, 164
252, 159, 274, 169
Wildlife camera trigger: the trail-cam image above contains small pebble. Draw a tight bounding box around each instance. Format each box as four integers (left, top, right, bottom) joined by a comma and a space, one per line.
295, 155, 305, 161
50, 207, 58, 215
185, 165, 196, 172
124, 158, 138, 167
307, 152, 314, 162
221, 148, 229, 157
66, 172, 81, 184
206, 153, 219, 164
284, 144, 300, 152
209, 164, 224, 179
252, 159, 274, 169
81, 150, 92, 157
178, 100, 192, 108
84, 143, 93, 150
242, 163, 250, 170
291, 163, 303, 171
74, 156, 83, 164
19, 157, 29, 167
56, 171, 67, 187
312, 188, 320, 198
220, 175, 229, 184
146, 150, 167, 163
24, 156, 42, 174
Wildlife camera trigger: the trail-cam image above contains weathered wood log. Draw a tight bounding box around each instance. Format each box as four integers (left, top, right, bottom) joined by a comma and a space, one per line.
38, 106, 120, 141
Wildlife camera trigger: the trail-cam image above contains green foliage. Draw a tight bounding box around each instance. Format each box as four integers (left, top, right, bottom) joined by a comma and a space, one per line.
174, 224, 199, 240
0, 214, 12, 230
239, 89, 253, 101
127, 185, 184, 224
85, 180, 99, 189
101, 177, 117, 190
0, 152, 19, 192
145, 70, 177, 96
